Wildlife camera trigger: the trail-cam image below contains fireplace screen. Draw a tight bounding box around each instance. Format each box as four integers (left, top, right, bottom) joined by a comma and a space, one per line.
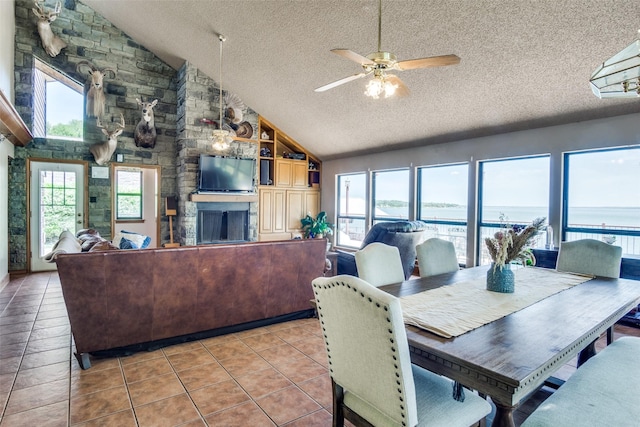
198, 209, 248, 244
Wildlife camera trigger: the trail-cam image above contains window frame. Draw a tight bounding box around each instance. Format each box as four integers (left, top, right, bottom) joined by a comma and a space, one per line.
562, 146, 640, 245
115, 168, 143, 221
371, 168, 411, 223
477, 154, 550, 264
417, 162, 469, 265
336, 172, 368, 248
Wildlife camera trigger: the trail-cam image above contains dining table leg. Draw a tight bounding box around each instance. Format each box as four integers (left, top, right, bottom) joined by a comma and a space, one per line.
577, 339, 597, 367
491, 402, 515, 427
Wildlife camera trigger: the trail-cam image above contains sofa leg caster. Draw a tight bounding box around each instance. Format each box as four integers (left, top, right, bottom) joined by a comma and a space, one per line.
75, 352, 91, 369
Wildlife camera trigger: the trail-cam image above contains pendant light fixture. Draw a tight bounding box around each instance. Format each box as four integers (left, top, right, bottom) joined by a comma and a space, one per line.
211, 33, 233, 150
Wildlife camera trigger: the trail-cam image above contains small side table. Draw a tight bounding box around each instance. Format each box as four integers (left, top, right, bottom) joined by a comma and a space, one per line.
325, 251, 338, 277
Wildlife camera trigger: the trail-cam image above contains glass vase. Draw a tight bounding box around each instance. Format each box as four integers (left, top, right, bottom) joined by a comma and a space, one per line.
486, 263, 515, 293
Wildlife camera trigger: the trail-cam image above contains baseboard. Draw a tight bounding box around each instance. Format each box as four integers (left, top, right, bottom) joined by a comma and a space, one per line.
0, 273, 8, 292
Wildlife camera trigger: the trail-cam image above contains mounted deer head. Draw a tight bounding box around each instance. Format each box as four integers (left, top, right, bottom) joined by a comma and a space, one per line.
32, 1, 67, 57
76, 61, 116, 118
90, 113, 125, 165
134, 97, 158, 148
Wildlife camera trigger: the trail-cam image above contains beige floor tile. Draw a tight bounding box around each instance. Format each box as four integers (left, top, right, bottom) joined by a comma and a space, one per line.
133, 393, 201, 427
189, 379, 250, 416
176, 361, 230, 391
206, 340, 253, 360
20, 347, 71, 370
240, 332, 286, 351
218, 352, 271, 377
256, 385, 322, 425
128, 372, 185, 407
162, 340, 203, 356
282, 408, 333, 426
4, 378, 68, 415
235, 367, 294, 399
166, 347, 216, 372
118, 348, 164, 366
122, 357, 172, 383
0, 400, 68, 427
273, 326, 315, 344
204, 401, 276, 427
13, 361, 69, 390
70, 385, 131, 424
257, 343, 307, 365
70, 366, 124, 397
71, 409, 137, 427
272, 355, 327, 384
297, 373, 333, 409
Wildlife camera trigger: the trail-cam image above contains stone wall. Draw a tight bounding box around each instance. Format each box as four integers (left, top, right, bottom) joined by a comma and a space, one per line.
9, 0, 177, 270
9, 0, 266, 269
175, 62, 259, 246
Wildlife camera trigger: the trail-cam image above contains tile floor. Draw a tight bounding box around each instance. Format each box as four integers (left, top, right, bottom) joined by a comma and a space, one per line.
1, 271, 638, 426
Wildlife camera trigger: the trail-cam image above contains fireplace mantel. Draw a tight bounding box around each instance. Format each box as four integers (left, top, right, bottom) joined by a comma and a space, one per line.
0, 90, 32, 146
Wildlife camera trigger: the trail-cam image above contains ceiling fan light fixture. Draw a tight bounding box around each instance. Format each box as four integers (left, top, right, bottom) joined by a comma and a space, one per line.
365, 73, 398, 99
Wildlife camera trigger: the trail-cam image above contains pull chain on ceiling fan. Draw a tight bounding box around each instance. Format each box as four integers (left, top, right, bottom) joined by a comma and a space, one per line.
314, 0, 460, 99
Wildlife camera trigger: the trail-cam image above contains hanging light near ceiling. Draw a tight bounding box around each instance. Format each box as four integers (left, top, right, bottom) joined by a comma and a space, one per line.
211, 33, 233, 150
364, 70, 398, 99
590, 30, 640, 98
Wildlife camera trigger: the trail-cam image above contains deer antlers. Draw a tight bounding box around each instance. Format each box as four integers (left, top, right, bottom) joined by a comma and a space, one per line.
91, 113, 125, 165
32, 1, 67, 57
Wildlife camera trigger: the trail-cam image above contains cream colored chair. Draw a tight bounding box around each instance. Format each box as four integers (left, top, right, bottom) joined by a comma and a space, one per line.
312, 275, 492, 427
557, 238, 623, 344
416, 238, 459, 277
355, 242, 405, 287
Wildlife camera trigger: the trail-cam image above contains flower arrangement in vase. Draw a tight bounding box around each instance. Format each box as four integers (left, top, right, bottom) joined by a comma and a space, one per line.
484, 216, 546, 292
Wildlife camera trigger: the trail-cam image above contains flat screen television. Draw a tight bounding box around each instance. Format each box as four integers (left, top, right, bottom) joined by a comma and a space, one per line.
198, 155, 256, 193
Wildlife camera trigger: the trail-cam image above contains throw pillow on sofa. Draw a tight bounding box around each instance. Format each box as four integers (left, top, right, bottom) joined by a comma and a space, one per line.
112, 230, 151, 249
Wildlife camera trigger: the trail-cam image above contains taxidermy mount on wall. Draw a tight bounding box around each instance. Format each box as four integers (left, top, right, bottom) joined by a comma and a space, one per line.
91, 113, 125, 165
32, 1, 67, 57
76, 61, 116, 119
134, 98, 158, 148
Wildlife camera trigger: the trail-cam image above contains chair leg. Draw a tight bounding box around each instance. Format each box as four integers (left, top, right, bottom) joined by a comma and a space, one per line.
332, 379, 345, 427
607, 326, 614, 345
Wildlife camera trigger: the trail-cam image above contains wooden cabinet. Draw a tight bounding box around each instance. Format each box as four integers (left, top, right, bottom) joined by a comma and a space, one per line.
275, 159, 308, 188
257, 116, 322, 240
259, 188, 286, 235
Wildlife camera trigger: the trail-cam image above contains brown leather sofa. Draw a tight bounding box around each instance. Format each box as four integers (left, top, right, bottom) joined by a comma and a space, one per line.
56, 238, 327, 369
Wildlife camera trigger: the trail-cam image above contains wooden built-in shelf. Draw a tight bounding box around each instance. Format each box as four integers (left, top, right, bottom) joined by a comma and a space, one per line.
189, 193, 259, 203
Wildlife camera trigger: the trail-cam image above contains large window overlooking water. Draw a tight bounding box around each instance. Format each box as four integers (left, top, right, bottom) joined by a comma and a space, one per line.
563, 147, 640, 255
478, 156, 550, 264
418, 163, 468, 264
336, 173, 367, 248
372, 169, 410, 222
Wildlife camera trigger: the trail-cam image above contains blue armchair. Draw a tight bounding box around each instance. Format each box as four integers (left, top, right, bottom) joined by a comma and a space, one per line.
337, 221, 428, 280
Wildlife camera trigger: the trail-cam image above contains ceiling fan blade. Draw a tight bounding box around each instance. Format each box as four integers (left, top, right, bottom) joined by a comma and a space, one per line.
395, 54, 461, 71
385, 75, 409, 97
331, 49, 375, 66
314, 72, 369, 92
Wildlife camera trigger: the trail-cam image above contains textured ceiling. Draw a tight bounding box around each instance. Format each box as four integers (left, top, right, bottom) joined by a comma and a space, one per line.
81, 0, 640, 160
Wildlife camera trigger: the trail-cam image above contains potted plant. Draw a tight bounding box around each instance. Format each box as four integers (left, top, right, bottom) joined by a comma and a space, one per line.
301, 211, 333, 239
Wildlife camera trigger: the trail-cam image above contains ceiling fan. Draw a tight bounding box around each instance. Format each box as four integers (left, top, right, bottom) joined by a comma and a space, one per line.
314, 0, 461, 99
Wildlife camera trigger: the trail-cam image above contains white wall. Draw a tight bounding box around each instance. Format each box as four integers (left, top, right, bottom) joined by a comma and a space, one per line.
0, 0, 16, 288
322, 113, 640, 265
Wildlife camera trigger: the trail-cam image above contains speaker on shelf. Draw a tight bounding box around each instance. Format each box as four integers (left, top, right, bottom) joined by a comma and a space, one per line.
165, 196, 177, 216
260, 160, 271, 185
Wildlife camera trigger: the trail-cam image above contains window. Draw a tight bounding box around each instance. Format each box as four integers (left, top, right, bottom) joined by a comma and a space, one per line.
33, 58, 83, 140
116, 169, 143, 220
418, 163, 468, 264
563, 147, 640, 255
336, 173, 367, 248
478, 156, 550, 264
372, 169, 410, 222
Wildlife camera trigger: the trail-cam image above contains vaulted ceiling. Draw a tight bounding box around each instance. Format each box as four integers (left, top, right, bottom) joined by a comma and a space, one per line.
81, 0, 640, 160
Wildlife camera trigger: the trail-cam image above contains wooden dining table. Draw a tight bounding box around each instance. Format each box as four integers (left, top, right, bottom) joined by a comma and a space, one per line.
379, 265, 640, 427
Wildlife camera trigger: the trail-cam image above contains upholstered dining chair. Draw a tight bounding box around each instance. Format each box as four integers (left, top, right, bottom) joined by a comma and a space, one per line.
557, 238, 623, 344
312, 275, 492, 427
355, 242, 405, 287
416, 238, 460, 278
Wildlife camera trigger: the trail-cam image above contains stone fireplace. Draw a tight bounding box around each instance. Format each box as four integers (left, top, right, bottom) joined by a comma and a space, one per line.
174, 63, 259, 246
